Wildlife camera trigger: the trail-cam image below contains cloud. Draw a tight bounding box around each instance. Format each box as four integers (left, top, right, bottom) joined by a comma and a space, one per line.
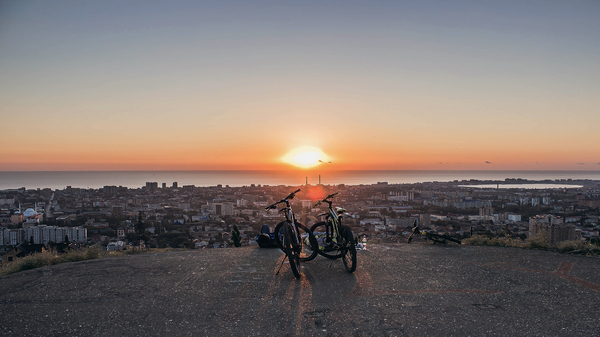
577, 162, 585, 165
485, 161, 491, 164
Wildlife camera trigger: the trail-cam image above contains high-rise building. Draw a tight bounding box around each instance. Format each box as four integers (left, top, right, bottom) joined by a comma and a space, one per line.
211, 203, 233, 216
103, 185, 118, 194
529, 215, 576, 244
479, 207, 494, 216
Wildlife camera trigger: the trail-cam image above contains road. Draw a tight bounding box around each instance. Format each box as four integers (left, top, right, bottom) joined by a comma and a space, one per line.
1, 244, 599, 336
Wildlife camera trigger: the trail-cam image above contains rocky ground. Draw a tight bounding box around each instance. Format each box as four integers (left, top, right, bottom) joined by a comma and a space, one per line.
1, 244, 599, 336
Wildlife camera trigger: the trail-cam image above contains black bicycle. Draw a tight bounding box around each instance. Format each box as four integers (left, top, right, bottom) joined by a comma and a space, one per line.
407, 220, 462, 245
266, 189, 318, 278
310, 192, 357, 273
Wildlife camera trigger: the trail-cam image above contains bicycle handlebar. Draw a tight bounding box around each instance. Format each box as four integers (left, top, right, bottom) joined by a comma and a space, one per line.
314, 192, 339, 207
265, 189, 301, 210
325, 192, 338, 199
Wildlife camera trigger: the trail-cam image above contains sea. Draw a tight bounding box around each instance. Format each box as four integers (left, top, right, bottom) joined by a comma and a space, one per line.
0, 170, 599, 190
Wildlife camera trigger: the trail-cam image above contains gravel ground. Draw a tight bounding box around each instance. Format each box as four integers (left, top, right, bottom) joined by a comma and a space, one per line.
1, 244, 599, 336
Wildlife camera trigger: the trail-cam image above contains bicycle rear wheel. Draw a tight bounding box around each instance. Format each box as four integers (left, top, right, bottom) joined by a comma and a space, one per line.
310, 222, 343, 259
341, 226, 357, 273
284, 223, 301, 279
427, 232, 462, 244
297, 223, 318, 262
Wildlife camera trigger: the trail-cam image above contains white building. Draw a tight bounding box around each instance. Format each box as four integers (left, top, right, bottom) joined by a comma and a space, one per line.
507, 214, 522, 222
23, 225, 87, 244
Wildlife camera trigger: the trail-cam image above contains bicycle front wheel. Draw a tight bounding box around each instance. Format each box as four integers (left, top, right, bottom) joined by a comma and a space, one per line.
275, 221, 317, 262
407, 226, 419, 244
310, 222, 343, 259
284, 223, 301, 279
274, 221, 288, 252
341, 226, 357, 273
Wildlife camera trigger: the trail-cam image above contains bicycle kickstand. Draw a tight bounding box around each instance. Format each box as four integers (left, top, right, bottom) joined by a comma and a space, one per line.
276, 254, 288, 275
328, 258, 336, 268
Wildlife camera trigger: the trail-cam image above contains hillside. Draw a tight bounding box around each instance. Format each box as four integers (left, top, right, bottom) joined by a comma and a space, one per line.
1, 244, 599, 336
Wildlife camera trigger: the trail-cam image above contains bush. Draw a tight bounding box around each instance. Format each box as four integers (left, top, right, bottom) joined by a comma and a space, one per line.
463, 233, 599, 256
0, 246, 174, 276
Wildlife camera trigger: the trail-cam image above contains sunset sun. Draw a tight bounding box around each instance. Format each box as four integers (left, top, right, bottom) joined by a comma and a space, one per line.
281, 147, 330, 169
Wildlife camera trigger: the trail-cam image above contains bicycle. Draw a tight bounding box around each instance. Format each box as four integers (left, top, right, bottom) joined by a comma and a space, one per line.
266, 189, 318, 278
406, 220, 462, 245
309, 192, 357, 273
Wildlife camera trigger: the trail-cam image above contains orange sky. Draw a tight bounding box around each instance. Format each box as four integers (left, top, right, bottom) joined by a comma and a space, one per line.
1, 1, 599, 171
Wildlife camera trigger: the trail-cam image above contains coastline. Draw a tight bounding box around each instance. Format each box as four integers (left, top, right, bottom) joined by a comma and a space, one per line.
1, 170, 599, 190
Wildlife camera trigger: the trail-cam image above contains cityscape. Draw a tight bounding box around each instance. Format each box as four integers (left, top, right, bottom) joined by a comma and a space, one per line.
2, 176, 599, 266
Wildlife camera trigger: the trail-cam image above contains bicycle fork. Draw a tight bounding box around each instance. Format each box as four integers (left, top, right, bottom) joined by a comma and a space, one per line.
275, 224, 301, 275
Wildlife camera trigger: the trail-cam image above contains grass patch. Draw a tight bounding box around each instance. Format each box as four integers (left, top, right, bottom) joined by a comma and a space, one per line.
0, 247, 177, 276
463, 234, 600, 256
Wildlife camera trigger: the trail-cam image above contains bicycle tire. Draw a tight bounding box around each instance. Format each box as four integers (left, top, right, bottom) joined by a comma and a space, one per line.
437, 234, 462, 244
274, 221, 318, 262
426, 232, 461, 245
341, 226, 357, 273
310, 221, 343, 259
274, 221, 288, 251
297, 223, 319, 262
407, 226, 419, 244
284, 223, 301, 279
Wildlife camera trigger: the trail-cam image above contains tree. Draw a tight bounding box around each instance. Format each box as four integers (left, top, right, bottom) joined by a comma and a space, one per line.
135, 211, 146, 249
65, 235, 70, 245
231, 224, 242, 247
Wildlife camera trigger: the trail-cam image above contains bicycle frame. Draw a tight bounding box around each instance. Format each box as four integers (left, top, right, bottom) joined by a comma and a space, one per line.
318, 196, 343, 244
266, 189, 319, 278
266, 189, 301, 245
407, 220, 461, 245
313, 192, 350, 250
311, 192, 357, 272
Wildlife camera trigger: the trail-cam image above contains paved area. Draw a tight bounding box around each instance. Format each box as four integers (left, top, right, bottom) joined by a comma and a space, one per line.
1, 244, 599, 336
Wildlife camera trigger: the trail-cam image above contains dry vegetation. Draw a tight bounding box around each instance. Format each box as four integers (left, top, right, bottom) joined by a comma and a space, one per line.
463, 233, 600, 256
0, 247, 173, 276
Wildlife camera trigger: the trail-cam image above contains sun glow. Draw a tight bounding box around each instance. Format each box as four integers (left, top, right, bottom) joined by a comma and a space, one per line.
281, 146, 330, 169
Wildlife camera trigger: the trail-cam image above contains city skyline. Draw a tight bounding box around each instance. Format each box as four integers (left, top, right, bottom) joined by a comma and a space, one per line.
1, 1, 599, 171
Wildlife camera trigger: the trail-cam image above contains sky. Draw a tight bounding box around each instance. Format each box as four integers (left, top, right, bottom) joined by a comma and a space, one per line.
1, 0, 599, 171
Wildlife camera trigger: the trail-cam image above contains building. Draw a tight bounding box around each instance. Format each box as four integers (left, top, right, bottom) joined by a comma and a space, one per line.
0, 225, 88, 246
2, 229, 25, 246
529, 215, 576, 245
103, 185, 118, 194
507, 213, 521, 223
419, 213, 431, 227
211, 203, 234, 216
479, 207, 494, 216
26, 225, 87, 244
1, 243, 46, 267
